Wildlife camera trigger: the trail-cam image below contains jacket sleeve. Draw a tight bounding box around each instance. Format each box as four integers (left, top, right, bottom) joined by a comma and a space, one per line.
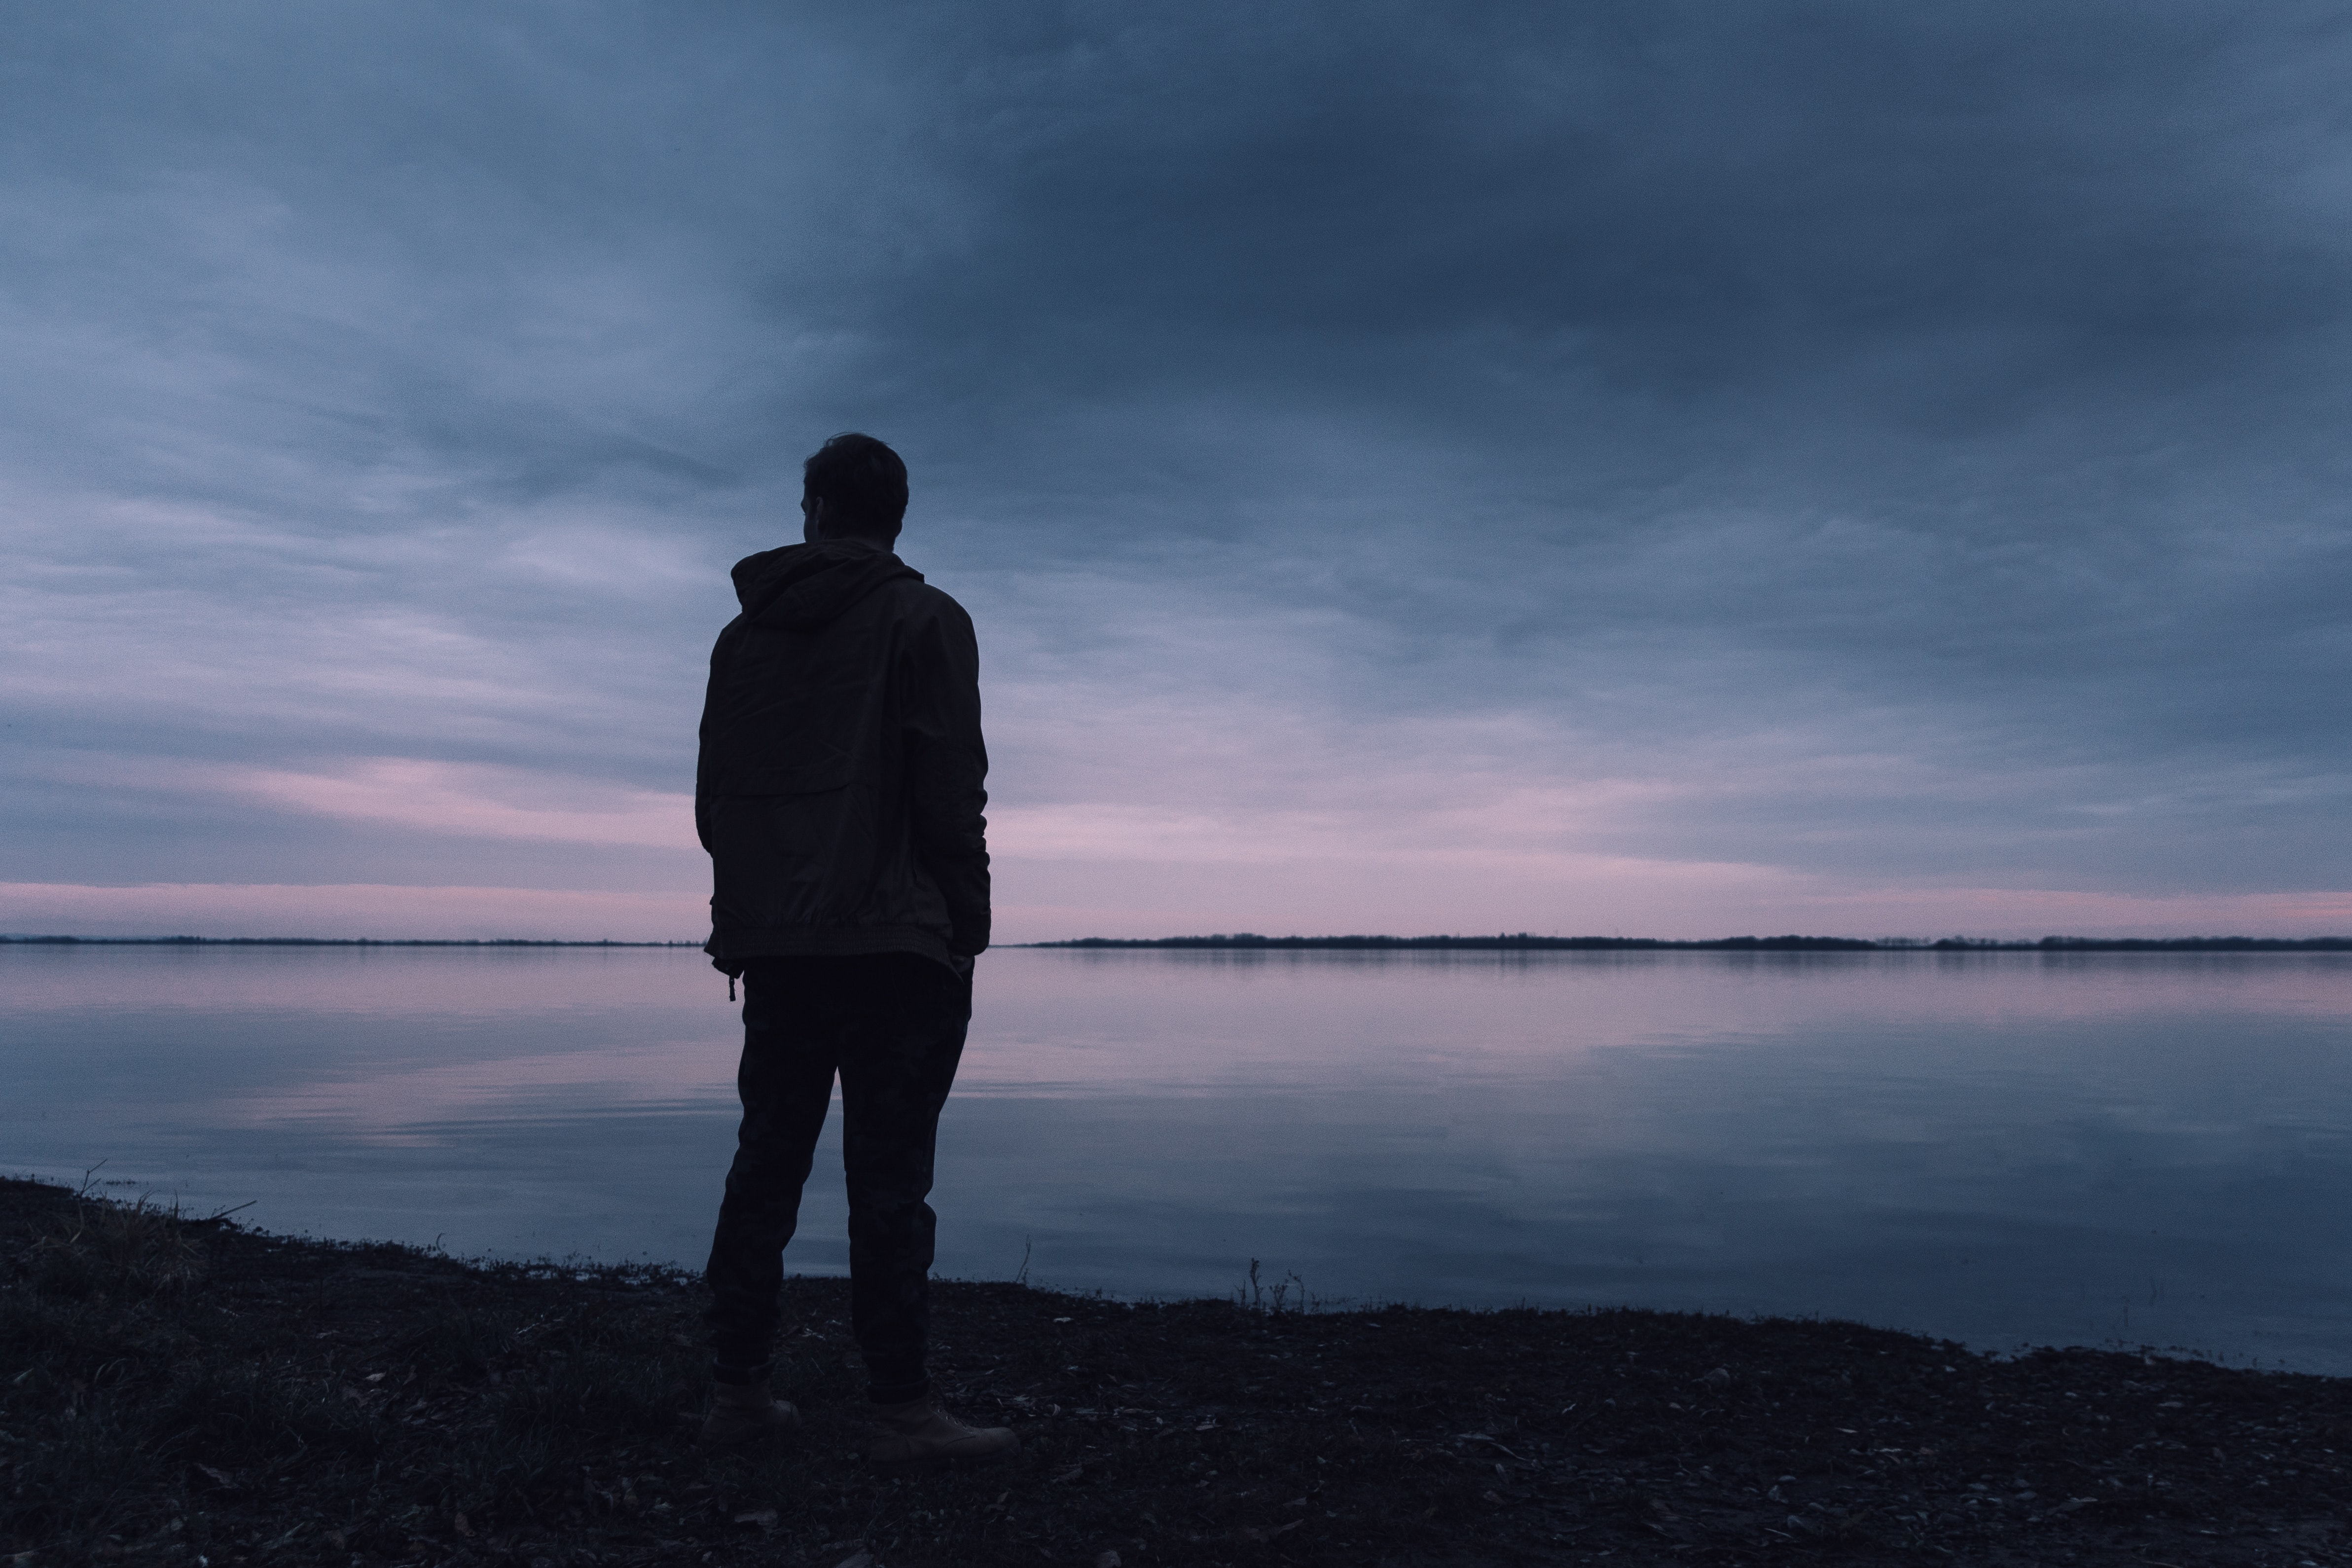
693, 621, 738, 857
902, 597, 991, 954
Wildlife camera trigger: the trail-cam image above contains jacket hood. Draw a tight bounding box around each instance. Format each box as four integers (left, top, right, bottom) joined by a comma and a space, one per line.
731, 540, 922, 632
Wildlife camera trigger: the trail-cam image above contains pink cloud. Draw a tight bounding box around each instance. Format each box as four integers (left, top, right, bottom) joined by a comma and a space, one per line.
219, 759, 698, 850
988, 855, 2352, 943
0, 882, 706, 941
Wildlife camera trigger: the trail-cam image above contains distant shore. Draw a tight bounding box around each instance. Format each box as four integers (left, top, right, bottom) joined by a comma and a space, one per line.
1028, 932, 2352, 952
0, 935, 702, 947
8, 932, 2349, 951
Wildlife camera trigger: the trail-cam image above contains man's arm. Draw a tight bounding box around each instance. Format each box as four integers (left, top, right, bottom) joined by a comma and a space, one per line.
903, 598, 990, 955
693, 621, 739, 857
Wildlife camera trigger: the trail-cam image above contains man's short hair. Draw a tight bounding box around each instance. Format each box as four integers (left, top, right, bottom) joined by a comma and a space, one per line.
803, 433, 908, 537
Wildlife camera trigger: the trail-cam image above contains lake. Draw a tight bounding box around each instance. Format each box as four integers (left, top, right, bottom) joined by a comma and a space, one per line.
4, 944, 2350, 1373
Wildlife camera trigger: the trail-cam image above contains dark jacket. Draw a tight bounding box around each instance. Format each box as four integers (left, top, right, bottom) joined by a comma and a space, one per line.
697, 539, 989, 974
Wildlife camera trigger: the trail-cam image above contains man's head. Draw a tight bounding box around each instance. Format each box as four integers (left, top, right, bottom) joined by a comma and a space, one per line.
801, 432, 908, 547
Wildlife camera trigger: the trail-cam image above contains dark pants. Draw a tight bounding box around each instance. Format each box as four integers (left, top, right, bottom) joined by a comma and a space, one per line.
703, 952, 971, 1405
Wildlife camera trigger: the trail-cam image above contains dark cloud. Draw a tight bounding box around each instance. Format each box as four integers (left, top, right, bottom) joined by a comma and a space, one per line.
2, 0, 2348, 932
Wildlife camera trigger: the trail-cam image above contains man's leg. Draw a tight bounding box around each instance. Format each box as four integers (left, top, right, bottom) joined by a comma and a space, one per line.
834, 953, 971, 1404
704, 959, 843, 1385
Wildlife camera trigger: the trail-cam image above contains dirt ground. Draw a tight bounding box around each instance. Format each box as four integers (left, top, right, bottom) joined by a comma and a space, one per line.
4, 1175, 2348, 1567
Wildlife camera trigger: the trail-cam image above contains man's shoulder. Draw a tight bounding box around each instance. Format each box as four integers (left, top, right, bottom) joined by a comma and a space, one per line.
879, 573, 975, 629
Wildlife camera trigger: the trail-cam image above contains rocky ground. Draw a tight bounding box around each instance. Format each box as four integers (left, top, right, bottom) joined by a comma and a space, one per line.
3, 1175, 2349, 1567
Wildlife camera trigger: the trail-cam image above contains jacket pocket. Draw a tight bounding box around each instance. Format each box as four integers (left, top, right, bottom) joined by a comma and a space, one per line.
706, 787, 881, 928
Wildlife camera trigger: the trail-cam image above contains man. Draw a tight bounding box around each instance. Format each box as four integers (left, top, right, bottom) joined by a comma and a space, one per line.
694, 432, 1013, 1464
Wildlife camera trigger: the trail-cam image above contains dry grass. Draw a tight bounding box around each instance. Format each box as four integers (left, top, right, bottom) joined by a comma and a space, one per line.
27, 1189, 207, 1302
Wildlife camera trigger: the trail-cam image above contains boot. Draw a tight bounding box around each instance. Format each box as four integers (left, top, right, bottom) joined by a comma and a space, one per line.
866, 1395, 1018, 1466
699, 1376, 800, 1448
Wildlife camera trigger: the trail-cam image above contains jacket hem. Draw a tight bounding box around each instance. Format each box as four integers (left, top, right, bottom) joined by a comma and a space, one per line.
706, 925, 956, 974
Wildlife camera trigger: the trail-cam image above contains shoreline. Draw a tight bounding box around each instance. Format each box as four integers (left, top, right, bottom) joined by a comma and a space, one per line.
1028, 935, 2352, 953
9, 934, 2351, 951
6, 1178, 2349, 1565
0, 937, 703, 948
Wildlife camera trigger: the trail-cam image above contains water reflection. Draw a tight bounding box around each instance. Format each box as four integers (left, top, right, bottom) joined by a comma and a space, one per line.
3, 945, 2348, 1371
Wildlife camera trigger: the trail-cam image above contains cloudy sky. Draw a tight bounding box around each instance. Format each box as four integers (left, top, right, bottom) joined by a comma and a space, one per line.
5, 1, 2349, 941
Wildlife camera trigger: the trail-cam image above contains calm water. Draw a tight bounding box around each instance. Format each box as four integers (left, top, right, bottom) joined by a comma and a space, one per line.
4, 945, 2350, 1372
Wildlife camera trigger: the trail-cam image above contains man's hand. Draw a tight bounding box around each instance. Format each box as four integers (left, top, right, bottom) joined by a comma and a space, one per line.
948, 952, 976, 981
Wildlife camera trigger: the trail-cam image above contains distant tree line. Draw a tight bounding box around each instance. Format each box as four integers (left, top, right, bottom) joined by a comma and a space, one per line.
0, 936, 701, 947
9, 933, 2345, 952
1028, 933, 2352, 952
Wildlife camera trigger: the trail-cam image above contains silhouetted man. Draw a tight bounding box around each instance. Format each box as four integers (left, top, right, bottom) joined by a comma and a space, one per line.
695, 432, 1012, 1464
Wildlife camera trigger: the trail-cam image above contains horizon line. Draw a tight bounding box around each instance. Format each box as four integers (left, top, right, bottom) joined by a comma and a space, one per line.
1021, 932, 2352, 952
0, 935, 702, 948
5, 932, 2350, 952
